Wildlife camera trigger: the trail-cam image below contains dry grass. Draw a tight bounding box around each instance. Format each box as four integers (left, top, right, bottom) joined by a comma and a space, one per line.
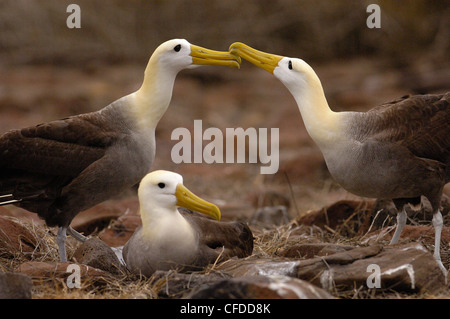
0, 2, 449, 299
1, 208, 450, 299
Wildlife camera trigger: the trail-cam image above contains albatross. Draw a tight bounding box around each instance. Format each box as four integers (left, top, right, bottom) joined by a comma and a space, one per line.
123, 170, 253, 276
0, 39, 240, 262
230, 42, 449, 277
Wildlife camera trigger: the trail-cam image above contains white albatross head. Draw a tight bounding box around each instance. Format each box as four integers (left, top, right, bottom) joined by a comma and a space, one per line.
133, 40, 240, 129
229, 42, 321, 96
148, 39, 240, 75
138, 170, 221, 222
228, 42, 339, 150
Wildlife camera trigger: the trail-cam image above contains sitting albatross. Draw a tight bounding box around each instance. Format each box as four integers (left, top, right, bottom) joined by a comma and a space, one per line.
0, 39, 240, 262
230, 42, 449, 277
123, 170, 253, 276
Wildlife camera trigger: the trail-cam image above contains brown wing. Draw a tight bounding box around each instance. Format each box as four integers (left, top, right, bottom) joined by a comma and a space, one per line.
179, 208, 254, 264
354, 93, 449, 164
0, 111, 121, 204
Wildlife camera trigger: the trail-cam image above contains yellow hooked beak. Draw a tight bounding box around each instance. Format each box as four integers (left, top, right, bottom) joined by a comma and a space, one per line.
175, 184, 221, 221
190, 44, 241, 69
229, 42, 282, 74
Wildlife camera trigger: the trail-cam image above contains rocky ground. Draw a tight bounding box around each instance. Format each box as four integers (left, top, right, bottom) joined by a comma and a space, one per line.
0, 58, 449, 299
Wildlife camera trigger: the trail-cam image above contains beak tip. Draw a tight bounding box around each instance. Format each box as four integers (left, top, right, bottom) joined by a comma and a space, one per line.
190, 44, 241, 69
229, 42, 243, 50
211, 204, 221, 221
176, 183, 222, 222
228, 42, 281, 74
216, 209, 222, 221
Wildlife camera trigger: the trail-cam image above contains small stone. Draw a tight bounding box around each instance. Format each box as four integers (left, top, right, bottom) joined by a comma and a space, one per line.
0, 216, 37, 258
73, 238, 123, 274
187, 275, 334, 299
0, 272, 32, 299
151, 270, 227, 298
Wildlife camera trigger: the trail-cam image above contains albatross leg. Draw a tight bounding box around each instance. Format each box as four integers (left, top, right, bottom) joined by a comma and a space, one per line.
432, 210, 448, 283
389, 209, 407, 244
57, 227, 68, 262
67, 226, 87, 242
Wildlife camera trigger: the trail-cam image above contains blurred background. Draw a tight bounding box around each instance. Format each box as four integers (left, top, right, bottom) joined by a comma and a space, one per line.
1, 0, 448, 65
0, 0, 449, 220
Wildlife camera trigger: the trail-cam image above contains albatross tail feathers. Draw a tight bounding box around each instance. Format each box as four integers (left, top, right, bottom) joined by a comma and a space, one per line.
0, 194, 22, 206
0, 192, 52, 208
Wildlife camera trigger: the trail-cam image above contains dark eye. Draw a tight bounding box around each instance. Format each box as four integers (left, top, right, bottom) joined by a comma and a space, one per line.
288, 60, 293, 70
174, 44, 182, 52
158, 183, 165, 189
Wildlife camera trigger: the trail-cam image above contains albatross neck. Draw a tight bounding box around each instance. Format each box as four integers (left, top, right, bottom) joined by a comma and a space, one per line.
133, 60, 178, 130
287, 69, 343, 149
139, 204, 195, 242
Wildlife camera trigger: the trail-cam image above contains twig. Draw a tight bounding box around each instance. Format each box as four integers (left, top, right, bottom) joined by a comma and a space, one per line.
324, 225, 336, 234
205, 246, 225, 275
284, 172, 300, 216
361, 209, 383, 240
